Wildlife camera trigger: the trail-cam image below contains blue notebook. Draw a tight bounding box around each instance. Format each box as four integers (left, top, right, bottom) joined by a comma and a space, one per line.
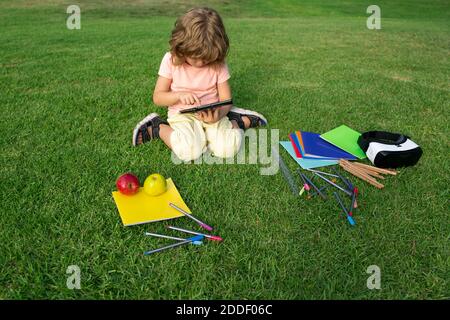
291, 131, 328, 159
301, 131, 357, 160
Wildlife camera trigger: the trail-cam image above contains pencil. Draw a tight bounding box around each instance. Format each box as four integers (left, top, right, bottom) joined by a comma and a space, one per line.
339, 161, 384, 189
340, 161, 383, 188
350, 161, 397, 175
341, 161, 382, 184
169, 202, 213, 231
342, 164, 378, 187
345, 162, 385, 179
339, 161, 371, 181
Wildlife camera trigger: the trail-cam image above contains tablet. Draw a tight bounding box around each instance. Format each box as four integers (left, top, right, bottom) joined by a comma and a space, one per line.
179, 99, 233, 114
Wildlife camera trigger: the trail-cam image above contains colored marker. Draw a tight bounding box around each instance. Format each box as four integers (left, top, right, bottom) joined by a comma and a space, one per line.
145, 232, 185, 241
296, 169, 310, 191
303, 172, 326, 199
299, 186, 305, 196
297, 170, 320, 196
167, 226, 223, 242
144, 232, 202, 245
348, 187, 358, 215
313, 172, 352, 197
169, 202, 213, 231
306, 168, 339, 178
332, 167, 353, 191
143, 235, 204, 255
333, 192, 355, 226
309, 185, 328, 197
300, 172, 326, 199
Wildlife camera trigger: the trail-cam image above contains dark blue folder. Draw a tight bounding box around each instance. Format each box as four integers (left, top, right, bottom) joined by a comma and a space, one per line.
301, 131, 357, 160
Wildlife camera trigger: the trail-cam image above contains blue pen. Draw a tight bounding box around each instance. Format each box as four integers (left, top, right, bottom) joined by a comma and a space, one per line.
144, 232, 203, 245
144, 235, 204, 255
334, 192, 355, 226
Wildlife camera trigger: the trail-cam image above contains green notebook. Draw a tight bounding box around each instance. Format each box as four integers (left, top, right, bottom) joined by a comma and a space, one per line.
320, 125, 367, 159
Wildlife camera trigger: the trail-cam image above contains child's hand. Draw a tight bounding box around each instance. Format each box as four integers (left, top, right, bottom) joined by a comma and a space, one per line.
196, 108, 221, 124
178, 92, 200, 105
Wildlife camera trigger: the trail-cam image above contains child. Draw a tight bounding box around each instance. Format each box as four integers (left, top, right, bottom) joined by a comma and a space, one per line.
132, 7, 267, 161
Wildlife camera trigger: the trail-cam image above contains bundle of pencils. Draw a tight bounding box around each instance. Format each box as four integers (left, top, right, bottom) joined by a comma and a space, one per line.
339, 159, 397, 189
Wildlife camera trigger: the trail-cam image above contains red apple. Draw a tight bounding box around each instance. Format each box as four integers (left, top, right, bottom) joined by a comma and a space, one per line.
116, 173, 140, 195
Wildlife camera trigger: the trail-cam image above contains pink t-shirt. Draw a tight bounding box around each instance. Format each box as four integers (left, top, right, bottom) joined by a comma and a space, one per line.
157, 52, 231, 115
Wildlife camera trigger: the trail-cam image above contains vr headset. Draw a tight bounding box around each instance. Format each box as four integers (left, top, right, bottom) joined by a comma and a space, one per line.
357, 131, 422, 168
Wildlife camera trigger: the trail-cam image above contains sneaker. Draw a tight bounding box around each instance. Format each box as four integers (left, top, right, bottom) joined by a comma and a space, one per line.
132, 113, 168, 146
227, 107, 267, 130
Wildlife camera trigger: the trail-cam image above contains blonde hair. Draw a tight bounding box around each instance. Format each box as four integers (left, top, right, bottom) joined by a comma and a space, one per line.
169, 7, 229, 66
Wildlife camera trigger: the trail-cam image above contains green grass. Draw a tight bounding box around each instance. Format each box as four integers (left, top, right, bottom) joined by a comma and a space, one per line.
0, 0, 449, 299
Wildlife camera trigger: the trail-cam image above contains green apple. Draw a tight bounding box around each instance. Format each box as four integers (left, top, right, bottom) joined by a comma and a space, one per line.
143, 173, 167, 196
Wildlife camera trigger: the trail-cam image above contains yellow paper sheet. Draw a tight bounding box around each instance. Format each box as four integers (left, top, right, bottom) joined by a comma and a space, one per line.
112, 178, 190, 226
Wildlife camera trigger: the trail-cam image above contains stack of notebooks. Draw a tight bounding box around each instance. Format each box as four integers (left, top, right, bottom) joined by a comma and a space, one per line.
279, 125, 367, 169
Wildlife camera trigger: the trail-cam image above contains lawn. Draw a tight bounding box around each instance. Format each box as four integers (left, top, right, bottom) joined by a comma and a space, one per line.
0, 0, 448, 299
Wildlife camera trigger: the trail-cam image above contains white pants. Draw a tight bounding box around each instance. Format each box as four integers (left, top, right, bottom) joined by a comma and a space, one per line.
168, 113, 242, 162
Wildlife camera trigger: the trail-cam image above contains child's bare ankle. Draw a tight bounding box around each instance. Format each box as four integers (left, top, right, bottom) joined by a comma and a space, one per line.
242, 116, 251, 129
